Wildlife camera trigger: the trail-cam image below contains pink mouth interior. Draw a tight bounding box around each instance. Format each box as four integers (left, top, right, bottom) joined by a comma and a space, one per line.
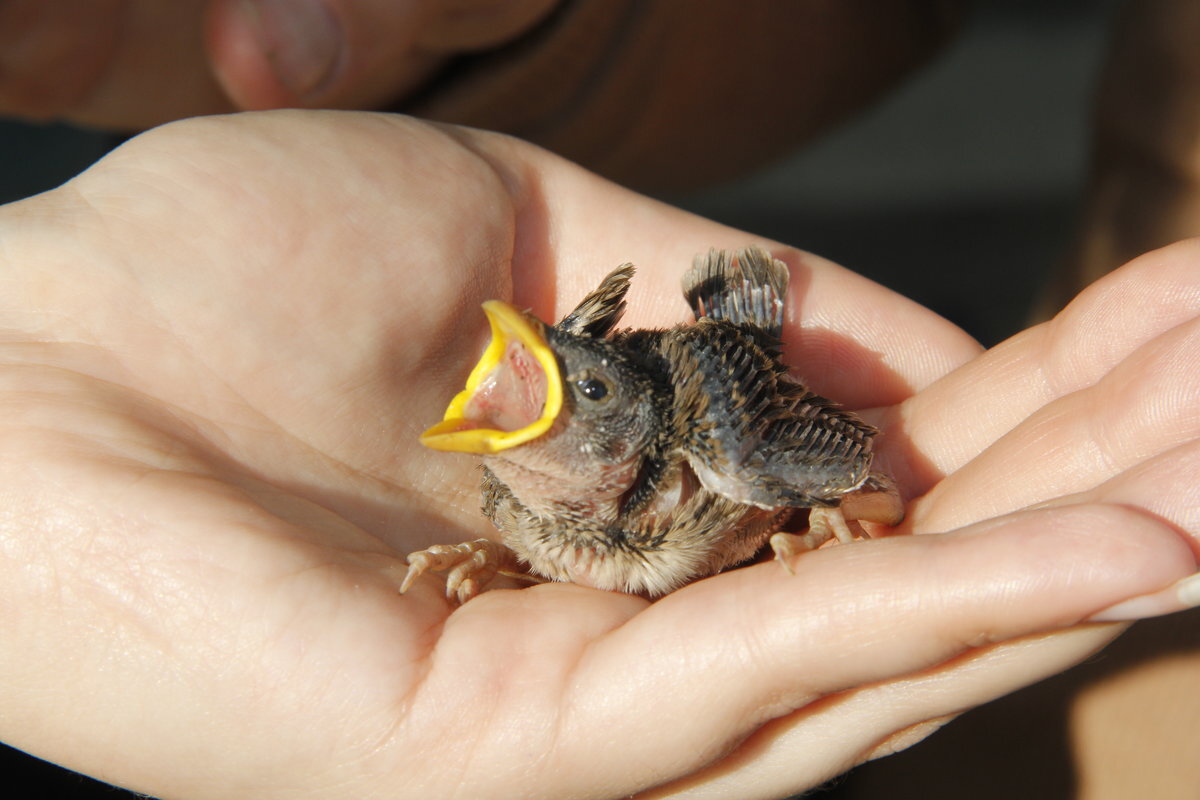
461, 339, 548, 432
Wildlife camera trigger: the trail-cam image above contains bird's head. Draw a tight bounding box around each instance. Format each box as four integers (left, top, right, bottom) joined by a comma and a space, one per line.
420, 266, 662, 504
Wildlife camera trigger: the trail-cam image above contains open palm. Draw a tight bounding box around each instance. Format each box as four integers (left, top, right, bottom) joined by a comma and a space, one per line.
0, 112, 1195, 800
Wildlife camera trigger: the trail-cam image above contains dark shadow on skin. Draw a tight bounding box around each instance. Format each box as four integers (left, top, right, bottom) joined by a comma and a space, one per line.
783, 323, 920, 415
867, 404, 947, 509
507, 164, 560, 321
436, 122, 561, 322
776, 249, 944, 503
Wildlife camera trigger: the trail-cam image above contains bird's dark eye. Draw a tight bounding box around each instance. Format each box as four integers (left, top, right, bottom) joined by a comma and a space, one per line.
575, 377, 610, 402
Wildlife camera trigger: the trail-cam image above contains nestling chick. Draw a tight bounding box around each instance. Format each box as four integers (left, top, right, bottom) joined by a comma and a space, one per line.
407, 247, 903, 602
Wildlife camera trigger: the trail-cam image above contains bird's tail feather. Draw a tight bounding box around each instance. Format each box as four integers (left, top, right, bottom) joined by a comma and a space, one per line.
682, 246, 789, 337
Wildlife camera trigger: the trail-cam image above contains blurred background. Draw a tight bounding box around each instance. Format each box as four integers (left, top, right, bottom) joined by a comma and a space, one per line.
0, 0, 1129, 797
676, 0, 1122, 346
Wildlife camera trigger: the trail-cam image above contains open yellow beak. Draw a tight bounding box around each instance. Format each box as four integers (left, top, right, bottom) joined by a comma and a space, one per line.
419, 301, 563, 454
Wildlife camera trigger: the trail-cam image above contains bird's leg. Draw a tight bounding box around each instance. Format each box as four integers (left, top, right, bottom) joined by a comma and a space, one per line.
401, 538, 533, 604
810, 506, 857, 544
769, 507, 854, 574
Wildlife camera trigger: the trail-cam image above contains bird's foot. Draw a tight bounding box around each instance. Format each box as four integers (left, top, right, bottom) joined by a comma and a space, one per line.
400, 538, 523, 605
811, 506, 857, 544
769, 507, 856, 575
770, 475, 906, 575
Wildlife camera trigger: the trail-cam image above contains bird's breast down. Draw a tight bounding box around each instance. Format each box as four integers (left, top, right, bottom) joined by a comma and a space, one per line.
481, 444, 643, 522
482, 464, 783, 596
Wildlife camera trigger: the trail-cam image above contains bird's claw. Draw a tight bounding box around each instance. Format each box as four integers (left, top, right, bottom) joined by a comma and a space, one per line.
400, 538, 504, 605
810, 506, 857, 544
770, 530, 827, 575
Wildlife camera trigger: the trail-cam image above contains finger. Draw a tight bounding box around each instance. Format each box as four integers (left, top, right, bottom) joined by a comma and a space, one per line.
915, 314, 1200, 531
1060, 439, 1200, 619
895, 239, 1200, 485
205, 0, 557, 111
648, 626, 1120, 800
206, 0, 435, 109
1080, 440, 1200, 553
547, 505, 1196, 799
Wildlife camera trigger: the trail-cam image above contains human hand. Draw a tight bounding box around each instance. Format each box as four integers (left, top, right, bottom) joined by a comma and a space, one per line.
0, 111, 1195, 800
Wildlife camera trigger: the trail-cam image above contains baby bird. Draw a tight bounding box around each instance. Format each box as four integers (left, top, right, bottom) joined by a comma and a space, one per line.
408, 247, 903, 602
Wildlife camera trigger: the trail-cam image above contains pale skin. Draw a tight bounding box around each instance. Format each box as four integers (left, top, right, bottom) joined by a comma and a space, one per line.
1, 112, 1199, 800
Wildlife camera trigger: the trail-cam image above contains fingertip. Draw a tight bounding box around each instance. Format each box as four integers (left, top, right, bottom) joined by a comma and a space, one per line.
206, 0, 309, 109
206, 0, 445, 111
1087, 572, 1200, 623
922, 503, 1199, 631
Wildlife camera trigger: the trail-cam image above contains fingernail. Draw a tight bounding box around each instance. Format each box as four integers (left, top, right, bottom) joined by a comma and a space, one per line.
239, 0, 342, 99
1087, 572, 1200, 622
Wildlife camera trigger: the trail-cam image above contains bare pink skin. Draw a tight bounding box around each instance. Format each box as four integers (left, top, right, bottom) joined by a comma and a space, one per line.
462, 339, 547, 432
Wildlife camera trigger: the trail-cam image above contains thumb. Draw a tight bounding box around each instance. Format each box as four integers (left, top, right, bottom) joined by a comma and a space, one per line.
204, 0, 557, 110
